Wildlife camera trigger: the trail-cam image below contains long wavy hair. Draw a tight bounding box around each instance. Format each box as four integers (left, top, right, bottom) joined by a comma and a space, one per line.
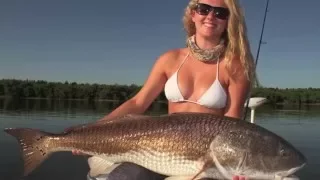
182, 0, 256, 84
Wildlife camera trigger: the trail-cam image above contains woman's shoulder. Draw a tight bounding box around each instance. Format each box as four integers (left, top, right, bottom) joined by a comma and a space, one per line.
149, 48, 189, 76
156, 48, 189, 66
220, 55, 251, 86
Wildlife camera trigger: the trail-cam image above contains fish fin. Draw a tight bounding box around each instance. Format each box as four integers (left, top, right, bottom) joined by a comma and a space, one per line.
191, 156, 214, 180
4, 128, 53, 176
275, 174, 300, 180
236, 151, 248, 172
96, 114, 152, 124
164, 176, 195, 180
282, 176, 300, 180
65, 114, 151, 132
88, 156, 119, 177
108, 114, 151, 122
210, 151, 233, 179
208, 138, 234, 179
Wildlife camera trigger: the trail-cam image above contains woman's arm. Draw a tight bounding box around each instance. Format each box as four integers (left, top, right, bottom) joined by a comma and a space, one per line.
224, 62, 251, 119
98, 50, 178, 122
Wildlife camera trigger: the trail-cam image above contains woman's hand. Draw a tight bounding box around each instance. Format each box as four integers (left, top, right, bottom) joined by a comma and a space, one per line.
233, 176, 247, 180
71, 150, 88, 156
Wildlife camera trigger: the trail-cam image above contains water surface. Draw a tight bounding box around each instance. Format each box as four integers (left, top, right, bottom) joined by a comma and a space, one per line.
0, 99, 319, 180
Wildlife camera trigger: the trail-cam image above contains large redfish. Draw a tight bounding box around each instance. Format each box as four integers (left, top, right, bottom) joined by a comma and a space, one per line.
4, 112, 306, 180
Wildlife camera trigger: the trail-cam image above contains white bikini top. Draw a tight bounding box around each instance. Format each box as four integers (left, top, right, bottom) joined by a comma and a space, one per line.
164, 52, 227, 109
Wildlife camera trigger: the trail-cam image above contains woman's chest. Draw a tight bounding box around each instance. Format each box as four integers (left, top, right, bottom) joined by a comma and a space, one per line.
174, 59, 227, 99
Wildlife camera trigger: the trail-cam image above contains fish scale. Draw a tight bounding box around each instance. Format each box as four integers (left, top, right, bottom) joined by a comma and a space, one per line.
55, 114, 218, 159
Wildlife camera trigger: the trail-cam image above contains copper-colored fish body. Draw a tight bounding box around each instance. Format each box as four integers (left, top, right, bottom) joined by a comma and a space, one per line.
4, 112, 307, 179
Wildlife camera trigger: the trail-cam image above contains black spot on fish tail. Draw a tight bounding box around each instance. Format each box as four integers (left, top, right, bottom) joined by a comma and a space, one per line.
4, 128, 53, 177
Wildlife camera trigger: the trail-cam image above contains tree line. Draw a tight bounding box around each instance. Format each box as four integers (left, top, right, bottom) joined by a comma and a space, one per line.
1, 79, 319, 105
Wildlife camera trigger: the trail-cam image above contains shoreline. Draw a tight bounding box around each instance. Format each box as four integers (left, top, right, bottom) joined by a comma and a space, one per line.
0, 96, 168, 104
0, 96, 319, 105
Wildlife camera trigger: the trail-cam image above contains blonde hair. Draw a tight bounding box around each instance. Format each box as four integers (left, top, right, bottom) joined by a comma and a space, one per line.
182, 0, 256, 83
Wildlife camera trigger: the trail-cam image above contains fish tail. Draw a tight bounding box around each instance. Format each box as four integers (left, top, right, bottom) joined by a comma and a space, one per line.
4, 128, 53, 176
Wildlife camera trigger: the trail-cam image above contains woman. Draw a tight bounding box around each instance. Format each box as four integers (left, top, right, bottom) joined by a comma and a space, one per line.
79, 0, 256, 179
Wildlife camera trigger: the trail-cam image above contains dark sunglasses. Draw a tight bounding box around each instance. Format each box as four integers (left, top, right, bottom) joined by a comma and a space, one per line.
194, 3, 229, 20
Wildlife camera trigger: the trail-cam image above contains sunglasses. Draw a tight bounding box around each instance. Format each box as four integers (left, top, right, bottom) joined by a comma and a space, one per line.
194, 3, 229, 20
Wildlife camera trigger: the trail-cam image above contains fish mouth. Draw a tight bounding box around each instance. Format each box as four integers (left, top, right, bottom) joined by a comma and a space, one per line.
275, 163, 306, 179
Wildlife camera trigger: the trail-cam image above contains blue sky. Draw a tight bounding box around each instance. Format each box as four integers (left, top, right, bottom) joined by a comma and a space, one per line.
0, 0, 319, 88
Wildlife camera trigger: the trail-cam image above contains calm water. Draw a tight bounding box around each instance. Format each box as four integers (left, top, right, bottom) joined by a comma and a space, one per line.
0, 98, 319, 180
